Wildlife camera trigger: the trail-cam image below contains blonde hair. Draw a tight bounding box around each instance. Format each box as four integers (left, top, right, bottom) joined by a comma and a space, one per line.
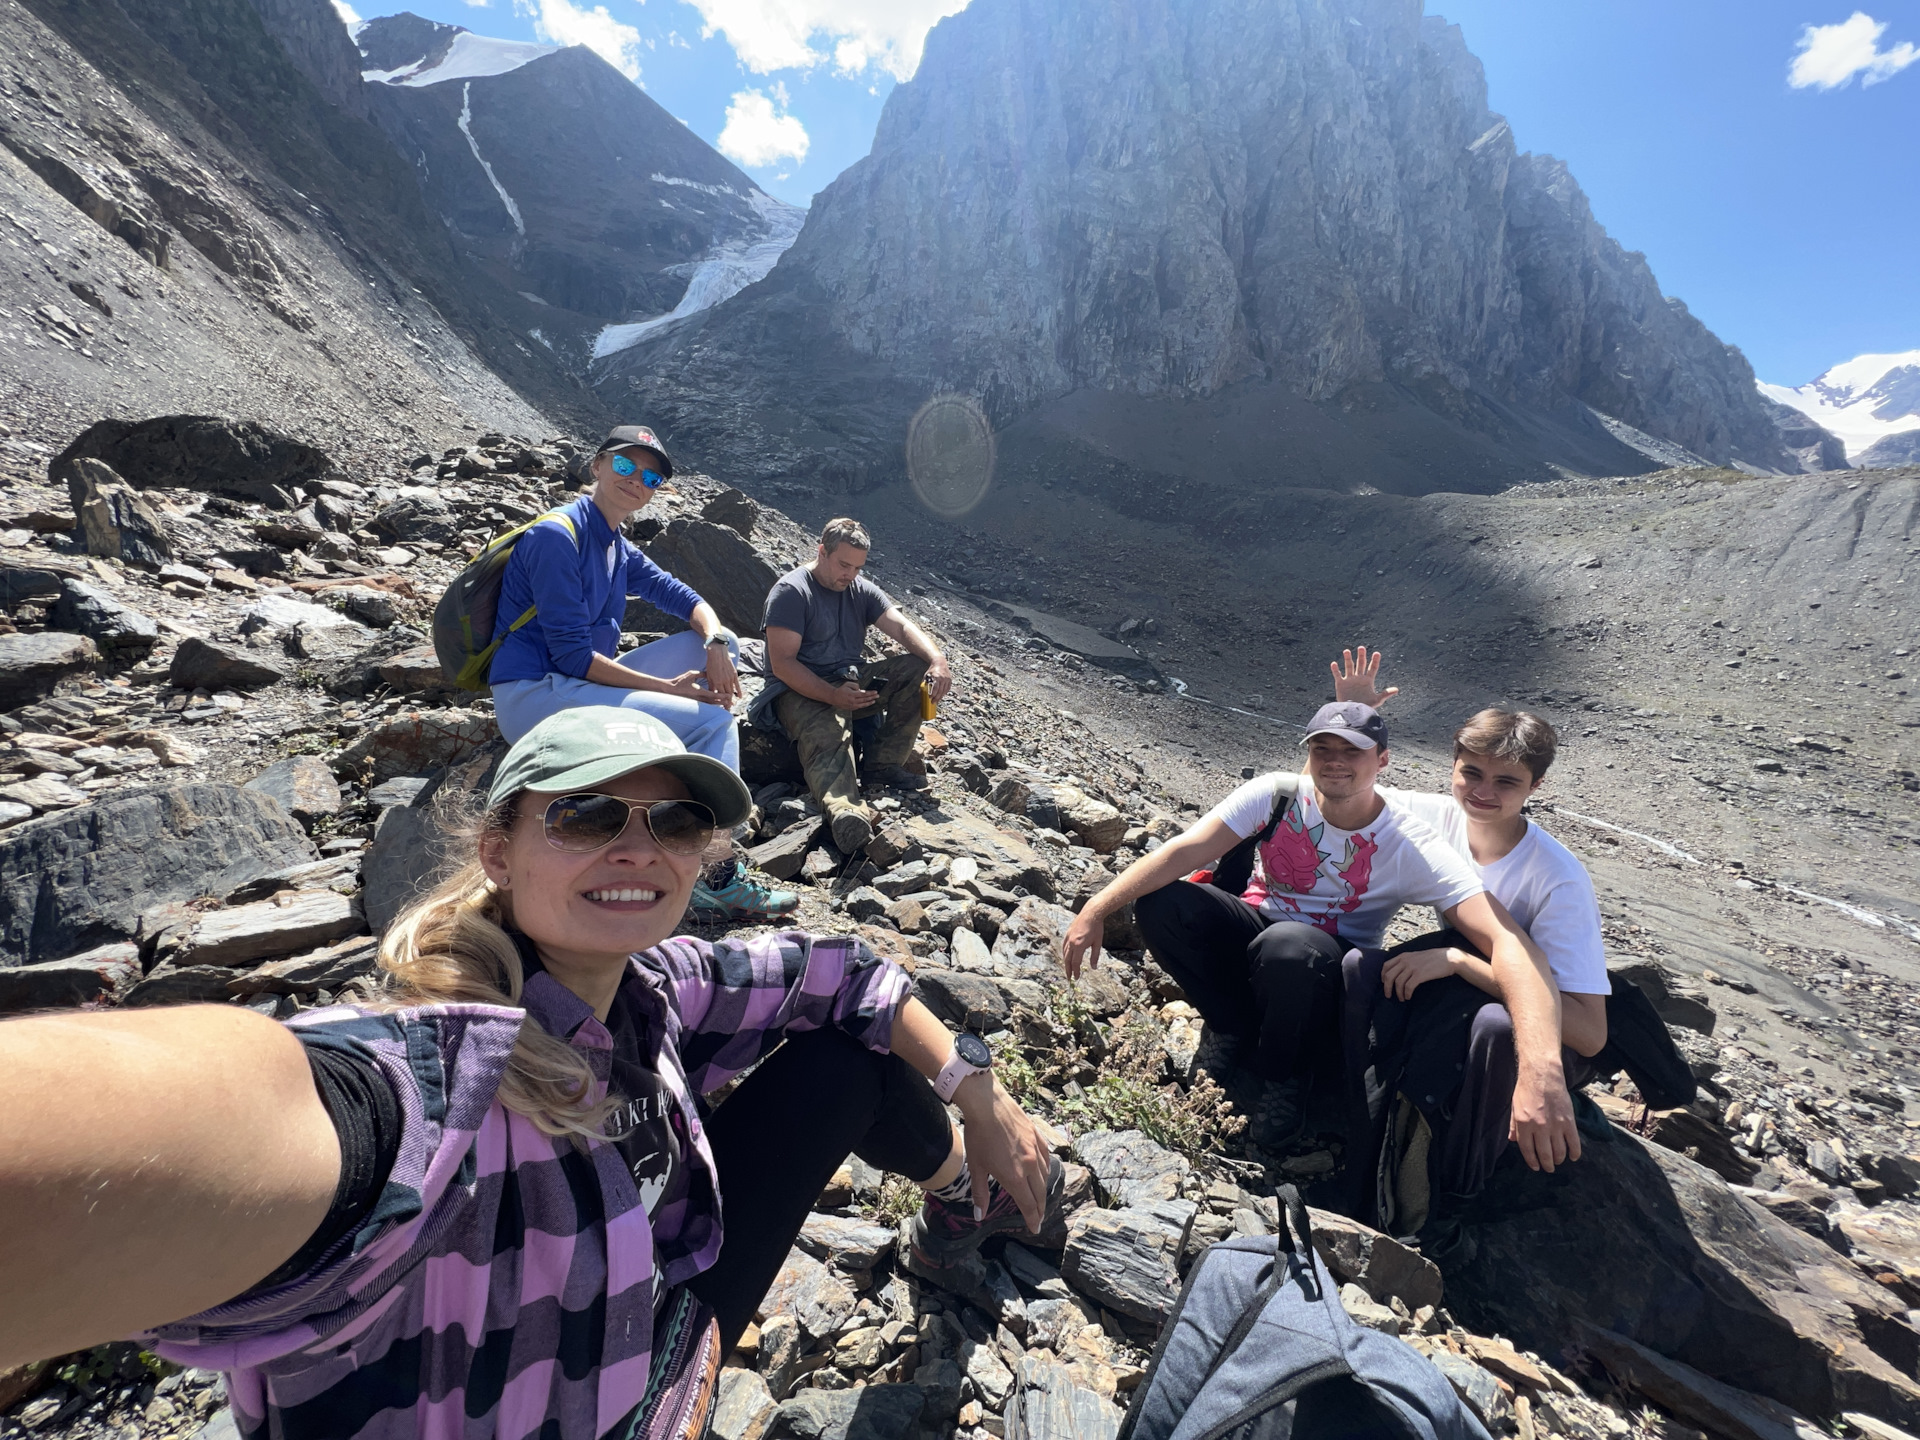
374, 794, 621, 1147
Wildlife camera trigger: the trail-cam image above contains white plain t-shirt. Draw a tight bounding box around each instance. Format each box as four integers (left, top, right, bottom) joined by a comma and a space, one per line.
1205, 773, 1485, 950
1383, 788, 1611, 995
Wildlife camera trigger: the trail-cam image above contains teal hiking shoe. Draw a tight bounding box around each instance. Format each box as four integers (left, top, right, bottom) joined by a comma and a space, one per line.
690, 869, 799, 921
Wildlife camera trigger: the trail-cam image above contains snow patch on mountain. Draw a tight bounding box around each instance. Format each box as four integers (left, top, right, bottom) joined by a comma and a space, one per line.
1760, 349, 1920, 460
592, 192, 806, 360
457, 82, 524, 238
364, 31, 557, 87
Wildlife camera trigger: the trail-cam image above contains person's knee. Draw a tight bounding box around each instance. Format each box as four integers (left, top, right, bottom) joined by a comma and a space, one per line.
764, 1027, 883, 1099
1134, 883, 1181, 925
1469, 1003, 1516, 1060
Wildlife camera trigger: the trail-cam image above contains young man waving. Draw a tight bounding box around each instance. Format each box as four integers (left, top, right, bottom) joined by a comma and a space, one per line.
1061, 697, 1579, 1171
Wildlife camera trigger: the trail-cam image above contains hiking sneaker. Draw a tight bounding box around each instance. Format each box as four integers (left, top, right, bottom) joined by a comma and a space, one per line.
1250, 1078, 1306, 1150
909, 1155, 1067, 1269
863, 763, 928, 792
689, 872, 798, 921
1192, 1025, 1246, 1081
830, 808, 874, 853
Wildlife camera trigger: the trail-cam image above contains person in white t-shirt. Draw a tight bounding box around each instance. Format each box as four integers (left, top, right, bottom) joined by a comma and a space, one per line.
1327, 649, 1610, 1230
1062, 701, 1579, 1172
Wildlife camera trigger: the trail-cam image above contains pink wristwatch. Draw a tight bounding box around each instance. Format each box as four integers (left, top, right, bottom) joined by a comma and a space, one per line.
933, 1033, 994, 1102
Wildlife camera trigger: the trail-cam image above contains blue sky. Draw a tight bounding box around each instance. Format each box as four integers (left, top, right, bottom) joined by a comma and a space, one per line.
340, 0, 1917, 385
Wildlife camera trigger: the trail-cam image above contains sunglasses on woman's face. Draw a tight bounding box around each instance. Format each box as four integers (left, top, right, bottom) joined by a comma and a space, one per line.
608, 453, 666, 488
541, 793, 715, 855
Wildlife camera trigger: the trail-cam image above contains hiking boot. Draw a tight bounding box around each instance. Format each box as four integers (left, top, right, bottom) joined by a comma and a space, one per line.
1415, 1210, 1478, 1272
1250, 1078, 1306, 1150
863, 763, 928, 792
1192, 1025, 1245, 1081
830, 808, 874, 854
909, 1155, 1066, 1269
689, 871, 798, 921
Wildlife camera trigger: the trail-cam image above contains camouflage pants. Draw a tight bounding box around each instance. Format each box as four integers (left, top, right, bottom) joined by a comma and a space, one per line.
775, 654, 929, 822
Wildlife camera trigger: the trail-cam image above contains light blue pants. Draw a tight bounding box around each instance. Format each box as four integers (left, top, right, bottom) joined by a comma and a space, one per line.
492, 631, 742, 771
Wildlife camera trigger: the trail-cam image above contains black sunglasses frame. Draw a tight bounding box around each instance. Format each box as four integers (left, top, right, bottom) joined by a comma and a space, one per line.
540, 793, 716, 855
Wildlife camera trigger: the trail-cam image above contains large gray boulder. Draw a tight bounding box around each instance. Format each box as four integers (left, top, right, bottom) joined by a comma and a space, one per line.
67, 457, 173, 568
641, 518, 779, 636
48, 579, 159, 658
168, 636, 288, 691
0, 631, 99, 709
50, 415, 332, 508
0, 784, 318, 965
1446, 1127, 1920, 1427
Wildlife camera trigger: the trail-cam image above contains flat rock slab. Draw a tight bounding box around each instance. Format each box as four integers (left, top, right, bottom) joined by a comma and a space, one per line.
0, 783, 318, 965
1061, 1201, 1195, 1324
245, 756, 344, 823
169, 636, 287, 691
710, 1367, 775, 1440
991, 896, 1075, 977
0, 775, 87, 812
1074, 1128, 1192, 1208
765, 1383, 925, 1440
796, 1213, 896, 1272
748, 819, 822, 881
912, 966, 1012, 1033
49, 579, 159, 654
1308, 1206, 1444, 1312
976, 596, 1156, 681
897, 808, 1055, 898
333, 708, 500, 786
1006, 1352, 1125, 1440
1577, 1323, 1818, 1440
0, 942, 140, 1012
755, 1248, 858, 1342
170, 889, 364, 968
373, 645, 451, 695
1447, 1126, 1920, 1428
0, 630, 98, 708
227, 935, 379, 996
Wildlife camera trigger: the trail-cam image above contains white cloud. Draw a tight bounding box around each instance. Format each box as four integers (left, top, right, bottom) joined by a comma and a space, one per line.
718, 87, 811, 167
331, 0, 362, 24
463, 0, 492, 8
518, 0, 644, 79
1788, 11, 1919, 89
683, 0, 970, 81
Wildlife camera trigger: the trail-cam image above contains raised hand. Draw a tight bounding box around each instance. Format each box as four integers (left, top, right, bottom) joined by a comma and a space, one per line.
1329, 646, 1398, 709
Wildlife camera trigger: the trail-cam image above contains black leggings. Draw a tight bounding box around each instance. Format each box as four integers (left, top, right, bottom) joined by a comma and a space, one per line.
688, 1027, 954, 1347
1135, 879, 1348, 1081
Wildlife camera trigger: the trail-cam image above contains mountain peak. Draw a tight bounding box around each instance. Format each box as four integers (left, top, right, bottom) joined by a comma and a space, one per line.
356, 12, 556, 87
1760, 350, 1920, 466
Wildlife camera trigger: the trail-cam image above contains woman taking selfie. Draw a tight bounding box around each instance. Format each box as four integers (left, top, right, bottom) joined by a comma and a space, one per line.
0, 707, 1061, 1439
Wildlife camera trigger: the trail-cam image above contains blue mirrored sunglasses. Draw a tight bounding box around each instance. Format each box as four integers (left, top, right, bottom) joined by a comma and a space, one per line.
609, 453, 666, 488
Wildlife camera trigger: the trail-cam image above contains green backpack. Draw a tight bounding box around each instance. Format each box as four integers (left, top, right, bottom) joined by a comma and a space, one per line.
432, 508, 579, 692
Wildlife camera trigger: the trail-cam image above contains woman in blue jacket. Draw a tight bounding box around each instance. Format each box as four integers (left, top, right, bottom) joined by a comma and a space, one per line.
488, 424, 793, 919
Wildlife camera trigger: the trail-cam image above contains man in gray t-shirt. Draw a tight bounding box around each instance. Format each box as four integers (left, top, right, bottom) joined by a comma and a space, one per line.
756, 517, 952, 854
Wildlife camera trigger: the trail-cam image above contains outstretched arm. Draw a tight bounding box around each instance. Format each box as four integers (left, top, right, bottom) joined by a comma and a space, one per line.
1329, 645, 1398, 708
1060, 817, 1240, 977
0, 1006, 340, 1369
1444, 891, 1582, 1172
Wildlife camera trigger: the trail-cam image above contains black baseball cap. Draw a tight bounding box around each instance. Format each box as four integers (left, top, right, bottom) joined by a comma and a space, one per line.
595, 424, 674, 478
1302, 702, 1389, 751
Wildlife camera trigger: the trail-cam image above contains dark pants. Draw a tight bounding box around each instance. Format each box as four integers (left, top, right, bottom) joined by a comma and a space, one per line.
1134, 880, 1347, 1082
1343, 932, 1595, 1210
774, 653, 930, 825
688, 1028, 952, 1347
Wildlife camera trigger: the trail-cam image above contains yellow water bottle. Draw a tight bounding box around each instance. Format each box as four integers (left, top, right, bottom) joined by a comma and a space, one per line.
919, 681, 937, 720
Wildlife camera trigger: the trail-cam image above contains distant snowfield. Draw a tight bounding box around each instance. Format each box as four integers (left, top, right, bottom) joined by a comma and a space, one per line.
362, 31, 557, 87
1760, 349, 1920, 460
592, 192, 807, 360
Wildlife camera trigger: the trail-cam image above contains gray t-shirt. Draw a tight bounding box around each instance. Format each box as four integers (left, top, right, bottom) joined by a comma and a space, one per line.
763, 565, 894, 678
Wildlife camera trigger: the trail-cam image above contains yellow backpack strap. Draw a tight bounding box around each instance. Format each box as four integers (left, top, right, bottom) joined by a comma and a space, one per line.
505, 603, 539, 634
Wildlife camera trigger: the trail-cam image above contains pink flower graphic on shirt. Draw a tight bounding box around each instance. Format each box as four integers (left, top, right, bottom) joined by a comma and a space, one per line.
1333, 833, 1379, 917
1258, 809, 1325, 894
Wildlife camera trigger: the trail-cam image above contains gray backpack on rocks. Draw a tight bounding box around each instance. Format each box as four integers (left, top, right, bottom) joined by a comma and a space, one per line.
1118, 1187, 1492, 1440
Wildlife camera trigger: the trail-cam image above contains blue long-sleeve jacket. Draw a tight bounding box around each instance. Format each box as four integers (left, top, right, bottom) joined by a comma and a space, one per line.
488, 496, 704, 684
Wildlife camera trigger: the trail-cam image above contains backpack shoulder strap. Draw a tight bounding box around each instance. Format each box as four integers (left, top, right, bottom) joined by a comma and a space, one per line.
1252, 773, 1302, 846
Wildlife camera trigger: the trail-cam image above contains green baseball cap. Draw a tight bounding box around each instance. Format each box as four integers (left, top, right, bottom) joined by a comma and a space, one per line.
486, 706, 752, 828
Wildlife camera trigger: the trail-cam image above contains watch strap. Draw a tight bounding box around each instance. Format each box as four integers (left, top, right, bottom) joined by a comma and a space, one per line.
933, 1043, 988, 1104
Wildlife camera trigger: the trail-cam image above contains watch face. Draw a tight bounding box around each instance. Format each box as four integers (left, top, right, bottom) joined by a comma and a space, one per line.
955, 1033, 993, 1069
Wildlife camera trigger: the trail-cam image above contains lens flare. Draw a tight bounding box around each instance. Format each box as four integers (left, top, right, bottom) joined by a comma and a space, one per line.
906, 394, 994, 518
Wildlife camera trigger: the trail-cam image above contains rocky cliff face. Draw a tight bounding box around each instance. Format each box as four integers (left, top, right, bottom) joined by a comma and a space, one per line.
606, 0, 1824, 492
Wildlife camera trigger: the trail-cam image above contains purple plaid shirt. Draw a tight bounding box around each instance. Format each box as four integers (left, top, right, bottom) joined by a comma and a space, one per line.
144, 930, 910, 1439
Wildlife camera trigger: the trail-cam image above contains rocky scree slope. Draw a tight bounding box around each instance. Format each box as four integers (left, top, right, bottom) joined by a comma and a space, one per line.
2, 420, 1920, 1440
0, 0, 603, 456
609, 0, 1827, 496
